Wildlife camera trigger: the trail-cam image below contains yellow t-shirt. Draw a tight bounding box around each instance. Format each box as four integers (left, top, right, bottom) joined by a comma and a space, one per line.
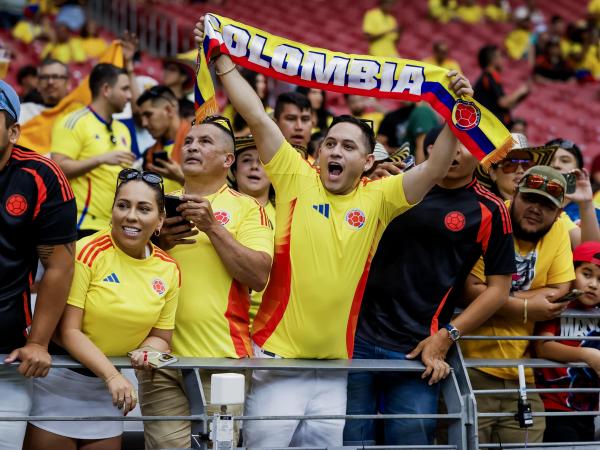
590, 0, 600, 25
363, 7, 399, 57
485, 4, 509, 22
456, 5, 483, 23
80, 37, 109, 59
461, 210, 575, 382
252, 141, 415, 359
505, 29, 532, 60
68, 230, 180, 356
169, 185, 274, 358
41, 39, 87, 64
12, 21, 42, 44
593, 190, 600, 206
249, 201, 276, 325
358, 111, 384, 135
423, 56, 462, 74
429, 0, 457, 23
52, 107, 132, 231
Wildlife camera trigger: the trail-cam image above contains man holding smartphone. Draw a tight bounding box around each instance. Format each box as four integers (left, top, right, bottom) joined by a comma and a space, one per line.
137, 116, 274, 450
137, 85, 190, 194
461, 166, 575, 444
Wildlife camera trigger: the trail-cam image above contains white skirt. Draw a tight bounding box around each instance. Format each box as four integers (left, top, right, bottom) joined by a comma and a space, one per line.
30, 367, 124, 439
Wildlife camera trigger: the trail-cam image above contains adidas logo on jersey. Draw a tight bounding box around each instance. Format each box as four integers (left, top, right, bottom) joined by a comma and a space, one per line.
103, 273, 120, 283
312, 203, 330, 218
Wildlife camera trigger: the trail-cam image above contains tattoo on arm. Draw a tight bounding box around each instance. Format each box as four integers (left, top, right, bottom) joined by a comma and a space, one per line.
63, 242, 75, 257
36, 245, 55, 266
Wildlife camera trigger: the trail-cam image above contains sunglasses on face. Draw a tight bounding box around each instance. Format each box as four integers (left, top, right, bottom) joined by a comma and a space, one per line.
521, 173, 564, 200
498, 159, 535, 174
117, 168, 164, 193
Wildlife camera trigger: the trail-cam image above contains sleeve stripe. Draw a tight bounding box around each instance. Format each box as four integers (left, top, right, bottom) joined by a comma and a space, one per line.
21, 168, 47, 219
473, 183, 512, 234
154, 252, 182, 287
77, 235, 112, 263
85, 241, 113, 267
12, 149, 74, 201
64, 108, 89, 130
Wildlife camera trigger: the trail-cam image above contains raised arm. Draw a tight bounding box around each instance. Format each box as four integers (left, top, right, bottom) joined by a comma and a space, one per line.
401, 71, 473, 205
194, 18, 284, 164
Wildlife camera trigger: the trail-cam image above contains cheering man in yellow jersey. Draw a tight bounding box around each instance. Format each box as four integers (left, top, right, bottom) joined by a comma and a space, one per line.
52, 63, 134, 239
195, 17, 474, 448
137, 116, 274, 450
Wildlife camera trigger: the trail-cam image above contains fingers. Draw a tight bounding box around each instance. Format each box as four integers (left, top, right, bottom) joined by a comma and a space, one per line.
4, 348, 19, 363
405, 341, 423, 359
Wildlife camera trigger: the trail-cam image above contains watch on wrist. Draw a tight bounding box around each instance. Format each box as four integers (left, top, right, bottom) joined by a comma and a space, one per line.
444, 323, 461, 342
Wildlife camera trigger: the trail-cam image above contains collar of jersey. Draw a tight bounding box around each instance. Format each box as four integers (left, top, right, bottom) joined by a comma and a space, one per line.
87, 105, 113, 128
181, 184, 229, 202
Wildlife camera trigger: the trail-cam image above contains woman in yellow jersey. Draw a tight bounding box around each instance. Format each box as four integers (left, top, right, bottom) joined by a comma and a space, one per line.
24, 169, 180, 450
229, 136, 276, 324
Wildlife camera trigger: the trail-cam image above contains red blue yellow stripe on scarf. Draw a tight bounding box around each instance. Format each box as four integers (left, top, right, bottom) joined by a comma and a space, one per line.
195, 14, 513, 167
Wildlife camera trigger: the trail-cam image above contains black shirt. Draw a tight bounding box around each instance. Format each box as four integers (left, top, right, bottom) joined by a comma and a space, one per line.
378, 104, 415, 149
0, 145, 76, 353
356, 179, 516, 353
473, 70, 511, 126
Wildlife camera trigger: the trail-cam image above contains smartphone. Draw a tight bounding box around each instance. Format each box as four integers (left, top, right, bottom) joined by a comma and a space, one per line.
564, 172, 576, 195
128, 348, 179, 369
152, 151, 169, 165
402, 155, 415, 171
164, 195, 185, 218
554, 289, 583, 304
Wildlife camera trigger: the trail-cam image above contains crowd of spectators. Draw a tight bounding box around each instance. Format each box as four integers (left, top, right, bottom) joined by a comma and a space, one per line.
0, 0, 600, 449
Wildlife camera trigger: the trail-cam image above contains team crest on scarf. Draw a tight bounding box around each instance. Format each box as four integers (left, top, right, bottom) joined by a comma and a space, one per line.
452, 100, 481, 131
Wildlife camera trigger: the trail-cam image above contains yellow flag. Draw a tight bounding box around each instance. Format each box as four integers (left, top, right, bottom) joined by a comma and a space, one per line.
18, 42, 124, 153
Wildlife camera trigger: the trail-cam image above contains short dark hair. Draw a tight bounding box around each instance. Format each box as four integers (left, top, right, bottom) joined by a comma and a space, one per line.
1, 110, 16, 129
17, 65, 38, 85
478, 45, 498, 69
274, 91, 311, 120
327, 115, 376, 154
39, 58, 69, 75
546, 138, 584, 169
136, 85, 177, 107
114, 175, 165, 215
89, 63, 127, 99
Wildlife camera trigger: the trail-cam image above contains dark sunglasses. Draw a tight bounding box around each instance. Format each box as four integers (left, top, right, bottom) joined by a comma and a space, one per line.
521, 173, 564, 200
117, 168, 164, 193
498, 159, 535, 174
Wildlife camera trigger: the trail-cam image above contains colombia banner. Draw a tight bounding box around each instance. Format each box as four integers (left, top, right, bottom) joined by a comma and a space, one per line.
195, 14, 513, 167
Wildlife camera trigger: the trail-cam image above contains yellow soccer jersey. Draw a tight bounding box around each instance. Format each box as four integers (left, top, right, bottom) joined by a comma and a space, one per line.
462, 206, 574, 382
168, 185, 274, 358
68, 230, 180, 356
252, 141, 415, 359
52, 107, 132, 231
249, 201, 276, 326
363, 7, 399, 57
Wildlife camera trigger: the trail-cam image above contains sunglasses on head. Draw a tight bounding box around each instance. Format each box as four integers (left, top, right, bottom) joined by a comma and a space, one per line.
521, 173, 564, 200
497, 158, 534, 174
117, 168, 164, 193
192, 114, 235, 139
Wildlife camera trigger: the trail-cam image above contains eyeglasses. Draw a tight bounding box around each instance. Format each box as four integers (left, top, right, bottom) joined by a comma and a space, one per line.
521, 173, 564, 200
117, 168, 164, 193
38, 74, 68, 82
498, 159, 535, 174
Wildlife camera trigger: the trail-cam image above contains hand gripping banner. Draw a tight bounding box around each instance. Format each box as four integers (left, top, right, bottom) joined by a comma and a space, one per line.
195, 14, 513, 167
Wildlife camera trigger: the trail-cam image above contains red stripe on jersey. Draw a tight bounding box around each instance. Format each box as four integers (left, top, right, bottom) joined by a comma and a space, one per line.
12, 149, 74, 201
225, 280, 252, 357
22, 291, 32, 331
22, 168, 48, 219
429, 287, 453, 336
346, 254, 374, 358
86, 241, 113, 267
228, 189, 242, 197
154, 252, 182, 287
78, 235, 111, 262
154, 248, 176, 263
252, 198, 297, 346
477, 202, 493, 254
259, 206, 268, 227
473, 184, 512, 234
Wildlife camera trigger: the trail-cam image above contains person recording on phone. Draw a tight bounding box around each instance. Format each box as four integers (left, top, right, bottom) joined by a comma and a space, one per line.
138, 116, 274, 450
24, 169, 180, 450
138, 85, 190, 194
461, 165, 575, 444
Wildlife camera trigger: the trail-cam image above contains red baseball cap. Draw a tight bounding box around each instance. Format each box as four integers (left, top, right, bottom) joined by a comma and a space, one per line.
573, 242, 600, 265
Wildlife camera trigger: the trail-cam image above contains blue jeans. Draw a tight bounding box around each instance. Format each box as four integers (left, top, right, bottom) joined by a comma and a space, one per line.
344, 335, 439, 446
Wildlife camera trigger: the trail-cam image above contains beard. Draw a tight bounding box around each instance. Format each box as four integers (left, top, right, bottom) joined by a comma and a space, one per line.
510, 207, 554, 243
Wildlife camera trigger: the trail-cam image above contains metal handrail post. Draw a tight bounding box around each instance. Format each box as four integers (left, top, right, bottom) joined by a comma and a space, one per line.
181, 368, 208, 450
447, 345, 478, 450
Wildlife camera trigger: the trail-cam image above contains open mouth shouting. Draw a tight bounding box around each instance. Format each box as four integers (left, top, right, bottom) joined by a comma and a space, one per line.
327, 161, 344, 181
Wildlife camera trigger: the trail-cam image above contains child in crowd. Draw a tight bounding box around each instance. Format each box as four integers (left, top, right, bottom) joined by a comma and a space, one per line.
535, 241, 600, 442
